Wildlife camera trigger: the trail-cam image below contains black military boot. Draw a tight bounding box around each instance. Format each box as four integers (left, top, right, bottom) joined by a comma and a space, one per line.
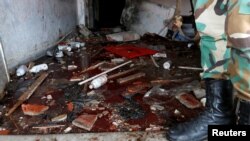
167, 79, 234, 141
237, 99, 250, 125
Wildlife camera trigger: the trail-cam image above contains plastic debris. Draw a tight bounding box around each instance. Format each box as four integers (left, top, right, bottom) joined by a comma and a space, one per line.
89, 74, 108, 89
16, 65, 28, 76
29, 64, 48, 73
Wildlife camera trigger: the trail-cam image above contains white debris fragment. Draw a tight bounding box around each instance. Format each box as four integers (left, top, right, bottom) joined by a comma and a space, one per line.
153, 53, 167, 58
51, 114, 67, 122
16, 65, 28, 76
174, 109, 181, 115
111, 58, 125, 64
29, 64, 48, 73
201, 98, 206, 107
64, 127, 72, 133
47, 95, 53, 100
55, 51, 64, 58
68, 65, 78, 70
193, 88, 206, 99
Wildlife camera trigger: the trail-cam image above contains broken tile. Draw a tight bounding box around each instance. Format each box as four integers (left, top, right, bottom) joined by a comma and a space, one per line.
67, 102, 74, 112
0, 129, 10, 135
72, 114, 98, 131
175, 92, 202, 109
21, 104, 49, 116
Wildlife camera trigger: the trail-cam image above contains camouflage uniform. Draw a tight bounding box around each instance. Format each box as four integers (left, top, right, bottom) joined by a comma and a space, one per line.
167, 1, 250, 140
193, 0, 231, 79
226, 0, 250, 101
194, 0, 250, 100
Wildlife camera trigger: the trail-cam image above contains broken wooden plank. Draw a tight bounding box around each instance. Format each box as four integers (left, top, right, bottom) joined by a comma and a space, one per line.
108, 67, 138, 80
79, 61, 106, 74
117, 72, 146, 85
78, 60, 132, 85
150, 77, 193, 85
5, 72, 49, 116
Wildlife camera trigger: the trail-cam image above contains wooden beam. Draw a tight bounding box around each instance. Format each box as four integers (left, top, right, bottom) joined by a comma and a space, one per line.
5, 72, 49, 116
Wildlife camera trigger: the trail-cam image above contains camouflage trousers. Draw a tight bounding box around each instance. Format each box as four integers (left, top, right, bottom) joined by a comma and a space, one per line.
227, 0, 250, 100
194, 0, 250, 100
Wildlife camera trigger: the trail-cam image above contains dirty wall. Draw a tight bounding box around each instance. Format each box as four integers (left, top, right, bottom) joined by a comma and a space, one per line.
121, 0, 192, 35
0, 0, 77, 70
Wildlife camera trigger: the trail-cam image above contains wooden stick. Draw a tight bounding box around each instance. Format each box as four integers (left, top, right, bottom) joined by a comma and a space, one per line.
108, 67, 138, 80
150, 55, 160, 68
117, 72, 146, 84
78, 60, 132, 85
150, 77, 193, 85
5, 72, 49, 116
32, 124, 65, 129
79, 61, 106, 74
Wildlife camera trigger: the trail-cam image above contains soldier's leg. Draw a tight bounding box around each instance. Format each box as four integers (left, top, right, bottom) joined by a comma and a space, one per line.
167, 1, 234, 141
227, 0, 250, 125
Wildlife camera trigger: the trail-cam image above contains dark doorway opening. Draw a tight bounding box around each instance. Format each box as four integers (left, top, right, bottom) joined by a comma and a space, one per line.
93, 0, 126, 28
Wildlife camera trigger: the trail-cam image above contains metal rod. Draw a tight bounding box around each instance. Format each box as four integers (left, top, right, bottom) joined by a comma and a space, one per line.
78, 60, 132, 85
178, 66, 203, 71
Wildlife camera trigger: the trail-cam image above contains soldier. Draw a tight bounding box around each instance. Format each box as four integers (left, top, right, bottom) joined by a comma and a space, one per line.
167, 0, 250, 140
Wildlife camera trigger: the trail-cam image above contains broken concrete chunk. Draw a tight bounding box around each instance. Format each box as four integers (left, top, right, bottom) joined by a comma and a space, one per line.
175, 92, 202, 109
193, 88, 206, 99
72, 114, 98, 131
21, 104, 49, 116
51, 114, 67, 122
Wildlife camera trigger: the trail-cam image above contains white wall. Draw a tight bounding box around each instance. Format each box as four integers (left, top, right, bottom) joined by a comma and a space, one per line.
0, 0, 77, 70
77, 0, 86, 25
0, 39, 9, 100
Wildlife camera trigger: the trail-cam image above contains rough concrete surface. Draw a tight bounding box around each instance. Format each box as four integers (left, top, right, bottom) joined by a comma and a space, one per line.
0, 131, 168, 141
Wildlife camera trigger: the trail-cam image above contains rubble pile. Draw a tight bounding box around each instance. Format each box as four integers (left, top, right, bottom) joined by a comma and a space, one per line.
0, 26, 204, 135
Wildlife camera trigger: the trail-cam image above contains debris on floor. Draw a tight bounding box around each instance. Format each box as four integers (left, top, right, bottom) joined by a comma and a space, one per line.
0, 27, 205, 135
